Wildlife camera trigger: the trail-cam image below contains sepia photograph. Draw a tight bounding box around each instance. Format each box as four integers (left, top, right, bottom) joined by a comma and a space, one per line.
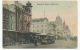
3, 0, 77, 48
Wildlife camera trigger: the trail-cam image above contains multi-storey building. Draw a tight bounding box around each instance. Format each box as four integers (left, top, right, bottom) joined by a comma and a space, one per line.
3, 1, 33, 45
31, 17, 49, 35
3, 3, 16, 46
63, 21, 71, 39
48, 22, 55, 35
3, 4, 10, 31
3, 1, 32, 32
54, 16, 63, 39
55, 16, 63, 31
15, 1, 32, 32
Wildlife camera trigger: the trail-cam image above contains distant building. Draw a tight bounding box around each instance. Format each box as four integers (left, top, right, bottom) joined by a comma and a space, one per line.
48, 22, 55, 35
55, 16, 63, 31
54, 16, 63, 39
30, 17, 49, 35
63, 21, 66, 30
63, 21, 71, 39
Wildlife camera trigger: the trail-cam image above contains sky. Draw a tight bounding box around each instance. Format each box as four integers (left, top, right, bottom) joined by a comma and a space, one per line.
3, 0, 77, 36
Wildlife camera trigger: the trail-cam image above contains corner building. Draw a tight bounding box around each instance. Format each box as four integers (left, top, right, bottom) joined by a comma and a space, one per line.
3, 1, 33, 46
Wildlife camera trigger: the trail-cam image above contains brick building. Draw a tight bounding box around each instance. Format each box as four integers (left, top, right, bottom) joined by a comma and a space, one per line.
3, 1, 34, 46
15, 1, 32, 32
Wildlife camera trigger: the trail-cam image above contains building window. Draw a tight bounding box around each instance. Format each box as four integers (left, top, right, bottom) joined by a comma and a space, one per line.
11, 16, 13, 21
45, 30, 46, 33
11, 16, 12, 20
41, 30, 43, 33
42, 25, 43, 27
33, 30, 35, 32
37, 26, 38, 27
37, 30, 39, 32
33, 25, 34, 28
45, 25, 46, 27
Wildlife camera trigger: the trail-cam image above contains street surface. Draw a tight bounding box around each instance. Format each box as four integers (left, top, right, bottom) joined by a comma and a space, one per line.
3, 39, 77, 48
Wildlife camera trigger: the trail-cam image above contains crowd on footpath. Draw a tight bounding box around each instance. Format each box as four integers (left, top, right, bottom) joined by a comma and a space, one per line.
3, 36, 39, 46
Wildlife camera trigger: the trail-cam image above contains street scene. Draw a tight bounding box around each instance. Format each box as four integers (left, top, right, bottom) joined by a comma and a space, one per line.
3, 0, 77, 48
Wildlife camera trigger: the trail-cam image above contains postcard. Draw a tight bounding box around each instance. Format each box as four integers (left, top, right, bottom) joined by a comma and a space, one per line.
3, 0, 77, 48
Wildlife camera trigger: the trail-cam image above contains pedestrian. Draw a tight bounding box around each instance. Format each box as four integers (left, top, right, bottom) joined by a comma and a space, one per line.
18, 38, 21, 46
34, 37, 38, 46
18, 41, 21, 46
12, 41, 15, 45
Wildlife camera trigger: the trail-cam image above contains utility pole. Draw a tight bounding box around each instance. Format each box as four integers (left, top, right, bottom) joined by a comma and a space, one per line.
44, 10, 45, 18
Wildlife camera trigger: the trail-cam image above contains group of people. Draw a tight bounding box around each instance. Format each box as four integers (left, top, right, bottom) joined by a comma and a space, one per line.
34, 37, 38, 46
30, 36, 38, 46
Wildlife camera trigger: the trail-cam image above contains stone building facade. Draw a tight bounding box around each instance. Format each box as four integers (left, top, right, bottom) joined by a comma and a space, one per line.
48, 22, 55, 35
31, 18, 49, 35
15, 1, 32, 32
3, 1, 32, 32
3, 1, 33, 46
